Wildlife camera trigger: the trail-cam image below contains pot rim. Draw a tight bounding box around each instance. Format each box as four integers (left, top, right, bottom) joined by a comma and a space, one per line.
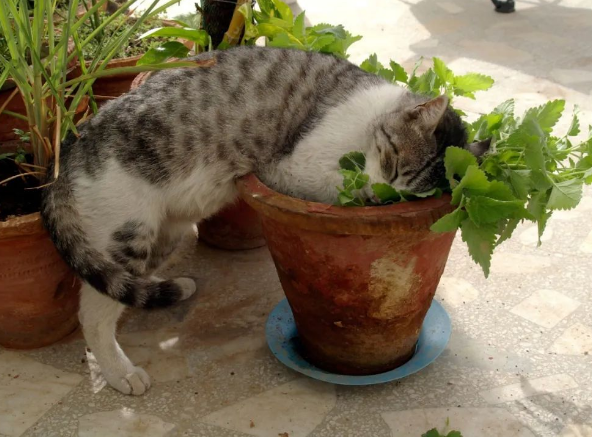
0, 212, 45, 239
236, 174, 455, 235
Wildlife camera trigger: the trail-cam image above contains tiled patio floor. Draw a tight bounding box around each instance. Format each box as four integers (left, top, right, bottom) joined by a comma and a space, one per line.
2, 0, 591, 436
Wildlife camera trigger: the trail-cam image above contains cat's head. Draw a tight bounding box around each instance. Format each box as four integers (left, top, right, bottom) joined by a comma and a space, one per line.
365, 94, 490, 194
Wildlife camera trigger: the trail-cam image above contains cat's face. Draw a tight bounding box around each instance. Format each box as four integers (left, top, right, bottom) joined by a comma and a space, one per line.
365, 95, 489, 195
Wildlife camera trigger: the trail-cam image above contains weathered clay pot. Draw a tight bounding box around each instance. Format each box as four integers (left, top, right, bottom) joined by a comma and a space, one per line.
237, 173, 456, 375
0, 213, 80, 349
198, 199, 266, 250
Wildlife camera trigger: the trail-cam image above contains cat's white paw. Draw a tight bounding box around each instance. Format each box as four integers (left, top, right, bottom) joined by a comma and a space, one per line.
105, 366, 151, 395
175, 277, 196, 300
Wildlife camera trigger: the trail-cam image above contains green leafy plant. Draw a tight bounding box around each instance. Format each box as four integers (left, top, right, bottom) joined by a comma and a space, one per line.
138, 0, 360, 65
336, 151, 440, 206
336, 57, 592, 277
422, 428, 462, 437
0, 0, 210, 187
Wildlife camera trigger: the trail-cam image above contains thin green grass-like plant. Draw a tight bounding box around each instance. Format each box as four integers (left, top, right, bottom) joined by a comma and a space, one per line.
0, 0, 213, 185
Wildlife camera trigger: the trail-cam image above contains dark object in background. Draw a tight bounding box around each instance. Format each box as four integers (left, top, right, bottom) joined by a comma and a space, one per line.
201, 0, 239, 48
491, 0, 516, 13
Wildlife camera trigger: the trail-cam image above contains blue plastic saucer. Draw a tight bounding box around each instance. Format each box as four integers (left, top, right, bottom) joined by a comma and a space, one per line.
265, 298, 451, 385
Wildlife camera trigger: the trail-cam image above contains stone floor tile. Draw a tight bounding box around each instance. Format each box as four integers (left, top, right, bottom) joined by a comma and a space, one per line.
436, 277, 480, 308
78, 409, 175, 437
381, 407, 535, 436
548, 323, 592, 356
200, 378, 336, 437
510, 290, 581, 329
0, 351, 82, 437
479, 374, 578, 405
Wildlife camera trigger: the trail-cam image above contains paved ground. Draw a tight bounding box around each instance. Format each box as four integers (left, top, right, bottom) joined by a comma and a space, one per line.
2, 0, 592, 436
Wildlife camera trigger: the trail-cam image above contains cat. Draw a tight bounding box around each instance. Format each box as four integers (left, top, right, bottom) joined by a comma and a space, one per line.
41, 46, 489, 395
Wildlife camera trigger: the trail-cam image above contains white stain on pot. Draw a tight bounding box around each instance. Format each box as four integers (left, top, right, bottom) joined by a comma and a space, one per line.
368, 256, 419, 319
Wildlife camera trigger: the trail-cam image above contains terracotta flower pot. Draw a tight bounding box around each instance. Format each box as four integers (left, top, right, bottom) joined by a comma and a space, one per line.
198, 199, 266, 250
237, 173, 456, 375
89, 34, 194, 105
0, 213, 80, 349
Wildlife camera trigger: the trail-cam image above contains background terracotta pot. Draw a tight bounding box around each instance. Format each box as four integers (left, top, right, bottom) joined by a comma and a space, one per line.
0, 213, 80, 349
237, 174, 456, 375
198, 199, 266, 250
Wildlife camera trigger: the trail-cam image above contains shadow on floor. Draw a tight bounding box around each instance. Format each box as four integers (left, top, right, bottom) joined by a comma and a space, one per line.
404, 0, 592, 94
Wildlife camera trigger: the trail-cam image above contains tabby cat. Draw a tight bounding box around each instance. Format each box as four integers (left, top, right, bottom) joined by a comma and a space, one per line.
41, 46, 488, 395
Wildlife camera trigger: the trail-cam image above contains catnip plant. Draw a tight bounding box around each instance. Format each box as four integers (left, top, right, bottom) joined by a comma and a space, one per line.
336, 56, 592, 277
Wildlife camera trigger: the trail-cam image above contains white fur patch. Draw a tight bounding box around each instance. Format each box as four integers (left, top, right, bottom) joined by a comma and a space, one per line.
260, 83, 405, 204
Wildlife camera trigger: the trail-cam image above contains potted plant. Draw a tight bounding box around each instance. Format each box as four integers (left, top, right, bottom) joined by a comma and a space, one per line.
238, 57, 592, 374
68, 9, 197, 104
0, 0, 208, 348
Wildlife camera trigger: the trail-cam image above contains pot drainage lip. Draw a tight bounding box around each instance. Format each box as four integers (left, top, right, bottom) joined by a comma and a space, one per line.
266, 298, 451, 386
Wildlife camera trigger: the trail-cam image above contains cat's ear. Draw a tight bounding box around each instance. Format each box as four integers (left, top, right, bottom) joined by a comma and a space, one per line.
468, 138, 492, 158
413, 95, 449, 133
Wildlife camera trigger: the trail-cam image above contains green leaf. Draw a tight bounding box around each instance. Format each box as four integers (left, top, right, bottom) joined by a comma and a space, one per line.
509, 126, 546, 172
257, 0, 274, 15
451, 165, 491, 205
339, 151, 366, 171
567, 111, 580, 137
377, 68, 394, 82
530, 169, 552, 191
446, 432, 463, 437
309, 23, 346, 39
309, 34, 335, 51
460, 219, 497, 277
136, 41, 190, 66
465, 196, 526, 226
431, 207, 468, 233
548, 179, 583, 210
371, 183, 401, 203
421, 429, 441, 437
496, 218, 520, 247
493, 99, 515, 117
507, 169, 532, 199
256, 23, 287, 38
293, 11, 306, 40
338, 191, 365, 206
433, 57, 453, 84
271, 0, 293, 22
584, 167, 592, 184
138, 27, 209, 46
268, 32, 305, 50
410, 69, 438, 97
485, 180, 517, 201
360, 53, 382, 74
527, 190, 551, 244
389, 60, 409, 83
453, 73, 494, 98
524, 99, 565, 133
340, 169, 369, 191
444, 146, 478, 185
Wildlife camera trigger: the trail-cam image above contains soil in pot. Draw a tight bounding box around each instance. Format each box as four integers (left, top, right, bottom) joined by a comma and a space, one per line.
0, 151, 41, 221
237, 174, 456, 375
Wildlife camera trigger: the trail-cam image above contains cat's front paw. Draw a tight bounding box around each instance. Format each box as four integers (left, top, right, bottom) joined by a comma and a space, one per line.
105, 365, 151, 395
